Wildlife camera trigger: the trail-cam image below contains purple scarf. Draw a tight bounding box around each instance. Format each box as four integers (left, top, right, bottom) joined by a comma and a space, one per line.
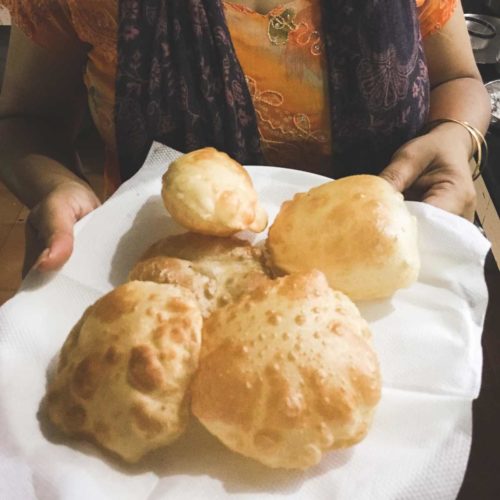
116, 0, 429, 181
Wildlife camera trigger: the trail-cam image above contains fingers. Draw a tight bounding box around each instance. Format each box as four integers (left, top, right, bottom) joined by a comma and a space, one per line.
379, 137, 436, 193
380, 132, 476, 220
402, 154, 477, 219
422, 184, 476, 221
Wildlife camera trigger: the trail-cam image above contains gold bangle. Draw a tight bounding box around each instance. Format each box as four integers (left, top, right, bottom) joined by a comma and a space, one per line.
463, 123, 482, 178
421, 118, 488, 180
466, 125, 483, 180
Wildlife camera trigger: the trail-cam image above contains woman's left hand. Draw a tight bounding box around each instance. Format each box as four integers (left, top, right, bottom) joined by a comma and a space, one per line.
380, 121, 477, 221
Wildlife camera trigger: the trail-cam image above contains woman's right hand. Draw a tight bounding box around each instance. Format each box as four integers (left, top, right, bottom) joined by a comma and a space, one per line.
23, 181, 101, 277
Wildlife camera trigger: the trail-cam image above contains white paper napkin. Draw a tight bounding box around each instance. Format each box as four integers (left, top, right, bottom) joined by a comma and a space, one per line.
0, 143, 490, 500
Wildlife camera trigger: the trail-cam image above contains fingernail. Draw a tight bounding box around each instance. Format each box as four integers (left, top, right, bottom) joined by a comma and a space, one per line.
33, 248, 50, 270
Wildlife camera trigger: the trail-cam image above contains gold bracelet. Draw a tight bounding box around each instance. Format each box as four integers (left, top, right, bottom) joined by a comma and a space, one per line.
466, 124, 483, 180
421, 118, 488, 180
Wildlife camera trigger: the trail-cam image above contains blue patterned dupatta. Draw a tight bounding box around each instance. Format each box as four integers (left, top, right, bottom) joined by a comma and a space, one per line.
321, 1, 430, 177
115, 0, 429, 182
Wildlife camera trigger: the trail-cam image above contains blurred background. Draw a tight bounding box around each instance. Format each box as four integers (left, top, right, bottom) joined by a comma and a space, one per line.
0, 2, 499, 305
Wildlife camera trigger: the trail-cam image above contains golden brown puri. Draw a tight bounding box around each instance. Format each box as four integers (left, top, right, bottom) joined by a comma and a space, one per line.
129, 256, 216, 318
162, 147, 267, 236
45, 281, 203, 463
191, 270, 381, 470
129, 232, 271, 317
267, 175, 420, 300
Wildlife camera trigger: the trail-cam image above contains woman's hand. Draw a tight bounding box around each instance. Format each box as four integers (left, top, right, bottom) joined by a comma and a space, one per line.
24, 181, 101, 277
0, 27, 98, 277
381, 0, 491, 221
380, 121, 477, 220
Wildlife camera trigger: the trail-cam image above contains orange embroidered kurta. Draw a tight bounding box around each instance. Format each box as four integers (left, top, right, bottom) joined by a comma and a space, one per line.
2, 0, 457, 195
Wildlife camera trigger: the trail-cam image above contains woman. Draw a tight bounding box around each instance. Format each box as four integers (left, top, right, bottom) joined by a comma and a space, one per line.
0, 0, 491, 275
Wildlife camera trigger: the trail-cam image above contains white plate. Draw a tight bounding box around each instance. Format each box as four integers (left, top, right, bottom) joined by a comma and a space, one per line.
0, 143, 490, 500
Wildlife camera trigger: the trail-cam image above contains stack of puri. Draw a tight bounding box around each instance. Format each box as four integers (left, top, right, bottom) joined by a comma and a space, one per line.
45, 148, 420, 469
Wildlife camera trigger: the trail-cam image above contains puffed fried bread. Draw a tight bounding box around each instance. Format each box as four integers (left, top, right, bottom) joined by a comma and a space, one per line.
129, 232, 270, 317
162, 147, 267, 236
267, 175, 420, 300
45, 281, 203, 463
191, 270, 381, 469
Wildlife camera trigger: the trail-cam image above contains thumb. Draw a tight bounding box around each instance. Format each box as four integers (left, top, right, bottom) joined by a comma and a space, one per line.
379, 139, 435, 193
34, 230, 74, 272
23, 182, 100, 277
27, 205, 77, 274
